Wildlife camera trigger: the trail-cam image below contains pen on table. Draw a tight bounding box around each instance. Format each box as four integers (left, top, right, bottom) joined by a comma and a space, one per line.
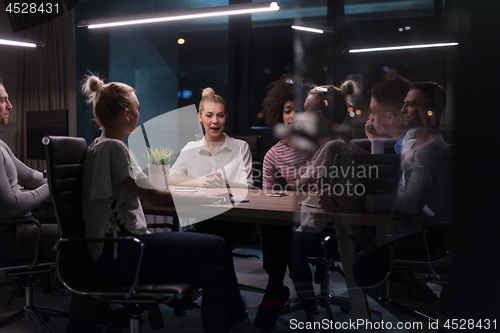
219, 167, 235, 207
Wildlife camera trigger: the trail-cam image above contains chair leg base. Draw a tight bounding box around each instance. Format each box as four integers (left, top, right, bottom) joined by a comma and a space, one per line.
239, 283, 266, 294
0, 306, 67, 333
284, 295, 383, 322
380, 297, 438, 323
0, 309, 25, 329
130, 314, 142, 333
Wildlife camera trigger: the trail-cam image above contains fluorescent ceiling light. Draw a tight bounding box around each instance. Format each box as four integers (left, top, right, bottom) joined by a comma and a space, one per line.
0, 37, 45, 48
292, 25, 324, 34
349, 42, 458, 53
78, 1, 280, 29
291, 25, 334, 34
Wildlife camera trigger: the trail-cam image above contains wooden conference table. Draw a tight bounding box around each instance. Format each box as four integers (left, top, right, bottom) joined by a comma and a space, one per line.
142, 188, 390, 333
142, 188, 390, 226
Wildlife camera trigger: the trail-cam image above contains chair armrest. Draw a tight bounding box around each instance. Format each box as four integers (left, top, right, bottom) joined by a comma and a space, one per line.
54, 237, 145, 299
0, 218, 39, 227
147, 222, 175, 229
421, 222, 453, 280
0, 218, 41, 269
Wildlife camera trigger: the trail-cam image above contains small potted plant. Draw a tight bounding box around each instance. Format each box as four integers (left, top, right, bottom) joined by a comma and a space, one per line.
144, 147, 173, 190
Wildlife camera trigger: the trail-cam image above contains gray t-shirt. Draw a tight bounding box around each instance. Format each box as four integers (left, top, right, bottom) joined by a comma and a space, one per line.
0, 139, 48, 225
81, 138, 149, 261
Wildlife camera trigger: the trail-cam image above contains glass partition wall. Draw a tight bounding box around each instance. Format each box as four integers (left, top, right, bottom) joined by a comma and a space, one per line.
74, 0, 466, 330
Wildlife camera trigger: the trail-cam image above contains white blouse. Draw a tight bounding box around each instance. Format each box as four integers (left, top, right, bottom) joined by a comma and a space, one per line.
170, 134, 253, 188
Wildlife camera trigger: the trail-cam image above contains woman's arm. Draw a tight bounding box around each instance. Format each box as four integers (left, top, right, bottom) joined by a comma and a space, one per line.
168, 145, 221, 188
169, 173, 209, 187
220, 141, 254, 189
240, 141, 254, 188
123, 176, 227, 206
169, 173, 223, 188
262, 149, 280, 190
123, 176, 174, 207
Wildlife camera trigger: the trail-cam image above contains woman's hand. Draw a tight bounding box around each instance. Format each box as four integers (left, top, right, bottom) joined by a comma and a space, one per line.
196, 190, 231, 204
202, 171, 224, 188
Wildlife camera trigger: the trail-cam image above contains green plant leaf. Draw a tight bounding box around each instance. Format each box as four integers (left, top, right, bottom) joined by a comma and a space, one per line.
143, 146, 174, 165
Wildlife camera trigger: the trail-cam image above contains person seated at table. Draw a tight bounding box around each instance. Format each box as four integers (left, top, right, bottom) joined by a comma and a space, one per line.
255, 76, 365, 331
320, 82, 452, 306
297, 83, 369, 191
0, 77, 59, 262
364, 79, 410, 154
0, 78, 124, 333
169, 87, 256, 246
254, 74, 314, 331
168, 87, 252, 189
321, 81, 452, 241
80, 75, 260, 333
169, 87, 252, 189
287, 82, 370, 323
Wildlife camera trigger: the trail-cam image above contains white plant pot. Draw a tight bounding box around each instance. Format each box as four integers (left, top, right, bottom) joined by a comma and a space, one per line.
148, 164, 169, 190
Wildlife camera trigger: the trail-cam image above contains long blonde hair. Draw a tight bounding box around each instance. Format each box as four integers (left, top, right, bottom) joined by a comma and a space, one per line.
82, 75, 135, 129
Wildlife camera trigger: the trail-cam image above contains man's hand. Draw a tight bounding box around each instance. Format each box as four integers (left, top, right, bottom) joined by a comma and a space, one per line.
365, 118, 389, 154
365, 118, 379, 142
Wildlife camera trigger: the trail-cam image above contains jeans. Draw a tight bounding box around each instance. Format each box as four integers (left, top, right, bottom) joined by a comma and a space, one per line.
97, 231, 246, 333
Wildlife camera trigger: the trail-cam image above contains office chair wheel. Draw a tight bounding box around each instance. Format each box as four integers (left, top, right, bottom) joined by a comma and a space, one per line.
174, 308, 186, 316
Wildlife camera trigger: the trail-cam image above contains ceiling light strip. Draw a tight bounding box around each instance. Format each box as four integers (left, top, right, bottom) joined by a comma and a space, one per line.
349, 42, 458, 53
291, 25, 324, 34
79, 1, 280, 29
0, 38, 37, 48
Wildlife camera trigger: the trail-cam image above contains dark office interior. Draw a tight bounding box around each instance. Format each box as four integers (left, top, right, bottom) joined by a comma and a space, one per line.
1, 0, 500, 332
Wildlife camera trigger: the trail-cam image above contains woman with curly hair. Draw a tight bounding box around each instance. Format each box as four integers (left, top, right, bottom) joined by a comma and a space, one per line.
255, 76, 367, 331
261, 75, 319, 191
255, 74, 317, 331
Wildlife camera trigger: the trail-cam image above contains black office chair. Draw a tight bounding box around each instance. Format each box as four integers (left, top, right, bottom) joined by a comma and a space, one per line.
227, 135, 262, 256
354, 222, 452, 322
44, 136, 199, 333
350, 138, 397, 154
345, 152, 452, 322
233, 135, 262, 189
0, 218, 69, 333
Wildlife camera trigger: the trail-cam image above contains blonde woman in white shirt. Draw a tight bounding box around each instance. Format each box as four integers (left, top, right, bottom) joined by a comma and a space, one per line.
169, 87, 253, 189
169, 87, 255, 244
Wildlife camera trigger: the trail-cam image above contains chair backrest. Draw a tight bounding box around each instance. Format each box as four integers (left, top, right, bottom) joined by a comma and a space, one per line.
233, 135, 261, 188
44, 136, 88, 239
350, 138, 397, 154
332, 154, 401, 196
44, 136, 98, 286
